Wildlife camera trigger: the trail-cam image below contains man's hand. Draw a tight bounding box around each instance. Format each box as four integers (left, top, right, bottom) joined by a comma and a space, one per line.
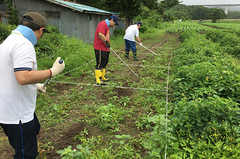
50, 57, 65, 77
37, 83, 46, 93
104, 40, 110, 48
139, 43, 143, 46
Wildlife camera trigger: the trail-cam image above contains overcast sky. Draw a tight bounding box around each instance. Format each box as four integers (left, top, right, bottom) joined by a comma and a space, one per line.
180, 0, 240, 5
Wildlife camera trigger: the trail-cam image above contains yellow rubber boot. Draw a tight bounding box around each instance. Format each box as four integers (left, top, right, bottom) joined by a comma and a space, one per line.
102, 68, 110, 82
95, 69, 106, 85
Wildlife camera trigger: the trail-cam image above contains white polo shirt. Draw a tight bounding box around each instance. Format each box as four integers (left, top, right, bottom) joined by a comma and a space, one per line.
0, 30, 37, 124
124, 24, 139, 42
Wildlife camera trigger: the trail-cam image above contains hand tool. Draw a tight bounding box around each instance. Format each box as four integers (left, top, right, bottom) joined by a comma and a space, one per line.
43, 59, 63, 87
135, 41, 158, 55
110, 48, 140, 81
37, 59, 64, 98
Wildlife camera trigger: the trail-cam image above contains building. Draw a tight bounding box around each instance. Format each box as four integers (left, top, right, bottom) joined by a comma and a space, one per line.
8, 0, 121, 43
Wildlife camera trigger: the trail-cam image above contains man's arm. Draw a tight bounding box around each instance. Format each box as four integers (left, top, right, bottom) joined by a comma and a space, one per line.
15, 70, 51, 85
136, 37, 141, 44
98, 32, 107, 42
98, 32, 110, 48
15, 57, 65, 85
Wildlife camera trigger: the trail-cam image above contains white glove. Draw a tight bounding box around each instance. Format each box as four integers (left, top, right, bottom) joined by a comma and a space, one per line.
50, 57, 65, 77
37, 83, 46, 93
139, 43, 143, 46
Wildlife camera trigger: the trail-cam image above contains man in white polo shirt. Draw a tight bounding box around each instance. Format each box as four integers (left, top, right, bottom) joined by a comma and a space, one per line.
0, 12, 65, 158
124, 21, 143, 61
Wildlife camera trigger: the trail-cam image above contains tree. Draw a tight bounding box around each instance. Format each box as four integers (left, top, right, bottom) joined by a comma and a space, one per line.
165, 5, 190, 20
76, 0, 158, 27
226, 11, 240, 19
209, 8, 225, 23
102, 0, 158, 27
159, 0, 180, 23
135, 6, 163, 28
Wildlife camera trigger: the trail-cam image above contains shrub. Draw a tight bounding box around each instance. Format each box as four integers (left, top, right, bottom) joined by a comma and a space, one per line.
170, 26, 240, 158
170, 97, 240, 158
171, 96, 240, 136
36, 25, 93, 73
173, 60, 240, 102
206, 29, 240, 47
139, 26, 148, 33
113, 29, 125, 36
0, 23, 11, 42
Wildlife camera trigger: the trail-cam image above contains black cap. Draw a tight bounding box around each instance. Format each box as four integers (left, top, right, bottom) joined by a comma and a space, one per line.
111, 15, 119, 26
137, 21, 142, 26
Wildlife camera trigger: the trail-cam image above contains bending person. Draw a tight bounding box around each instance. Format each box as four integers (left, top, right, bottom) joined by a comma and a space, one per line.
124, 21, 143, 61
93, 15, 119, 85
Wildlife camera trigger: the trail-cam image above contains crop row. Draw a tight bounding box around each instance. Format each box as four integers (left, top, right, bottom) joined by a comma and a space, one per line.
202, 22, 240, 30
165, 22, 214, 33
168, 29, 240, 158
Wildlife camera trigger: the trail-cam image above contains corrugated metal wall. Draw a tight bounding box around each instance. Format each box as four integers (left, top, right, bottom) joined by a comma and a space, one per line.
13, 0, 116, 43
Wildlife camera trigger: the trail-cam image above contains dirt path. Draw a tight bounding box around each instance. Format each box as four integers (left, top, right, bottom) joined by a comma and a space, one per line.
0, 32, 180, 159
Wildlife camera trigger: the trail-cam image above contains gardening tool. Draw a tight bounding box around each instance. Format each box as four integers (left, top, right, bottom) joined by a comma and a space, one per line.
135, 41, 158, 55
43, 59, 64, 87
110, 48, 140, 81
37, 59, 64, 97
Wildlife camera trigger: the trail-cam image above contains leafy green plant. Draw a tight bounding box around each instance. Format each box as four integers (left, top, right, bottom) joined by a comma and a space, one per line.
171, 96, 240, 139
58, 129, 117, 159
173, 60, 240, 102
112, 135, 141, 158
143, 115, 176, 158
36, 25, 93, 74
4, 0, 18, 25
169, 121, 240, 158
113, 29, 125, 36
118, 96, 131, 106
56, 145, 92, 159
0, 23, 11, 42
85, 103, 131, 133
205, 29, 240, 58
135, 113, 150, 130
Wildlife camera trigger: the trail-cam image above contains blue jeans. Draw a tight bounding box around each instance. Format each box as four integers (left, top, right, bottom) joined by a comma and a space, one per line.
125, 39, 136, 52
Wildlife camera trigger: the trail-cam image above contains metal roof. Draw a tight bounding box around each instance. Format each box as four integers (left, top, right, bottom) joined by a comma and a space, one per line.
46, 0, 119, 15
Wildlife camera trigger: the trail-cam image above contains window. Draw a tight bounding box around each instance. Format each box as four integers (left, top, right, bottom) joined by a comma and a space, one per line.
86, 14, 91, 20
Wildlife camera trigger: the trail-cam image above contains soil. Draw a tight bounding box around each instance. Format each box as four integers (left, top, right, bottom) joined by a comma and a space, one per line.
0, 33, 180, 159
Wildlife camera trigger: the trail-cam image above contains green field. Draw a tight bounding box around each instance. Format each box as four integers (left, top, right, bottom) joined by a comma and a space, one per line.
1, 21, 240, 158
